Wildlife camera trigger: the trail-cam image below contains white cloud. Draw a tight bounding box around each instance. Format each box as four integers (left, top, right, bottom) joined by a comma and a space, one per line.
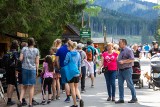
143, 0, 157, 3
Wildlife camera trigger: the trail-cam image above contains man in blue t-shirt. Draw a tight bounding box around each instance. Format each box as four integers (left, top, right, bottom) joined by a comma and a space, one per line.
56, 37, 71, 103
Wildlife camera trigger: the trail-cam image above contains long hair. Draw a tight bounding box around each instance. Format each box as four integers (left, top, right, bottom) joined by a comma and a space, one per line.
45, 55, 54, 72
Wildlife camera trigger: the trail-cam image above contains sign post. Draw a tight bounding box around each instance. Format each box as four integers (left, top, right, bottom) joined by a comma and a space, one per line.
80, 28, 91, 43
80, 28, 91, 38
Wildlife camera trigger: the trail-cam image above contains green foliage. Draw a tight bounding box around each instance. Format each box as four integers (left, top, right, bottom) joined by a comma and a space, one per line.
0, 0, 86, 57
154, 16, 160, 44
85, 6, 101, 16
153, 5, 160, 9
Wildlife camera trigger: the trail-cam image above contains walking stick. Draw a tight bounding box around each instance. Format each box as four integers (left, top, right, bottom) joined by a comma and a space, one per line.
15, 73, 20, 100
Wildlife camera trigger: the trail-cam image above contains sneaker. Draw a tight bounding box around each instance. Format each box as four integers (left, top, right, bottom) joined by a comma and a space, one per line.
91, 85, 94, 88
47, 100, 51, 104
107, 97, 111, 101
128, 98, 138, 103
17, 101, 22, 107
22, 101, 27, 106
115, 100, 124, 104
80, 99, 84, 107
76, 96, 79, 102
56, 96, 60, 100
7, 101, 15, 106
64, 97, 70, 103
32, 99, 39, 106
51, 96, 56, 101
81, 89, 86, 93
112, 97, 115, 102
62, 90, 65, 94
40, 100, 46, 105
70, 105, 78, 107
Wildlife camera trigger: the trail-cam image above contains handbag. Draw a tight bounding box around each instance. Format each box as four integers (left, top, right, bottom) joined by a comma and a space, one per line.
62, 52, 80, 82
102, 67, 108, 73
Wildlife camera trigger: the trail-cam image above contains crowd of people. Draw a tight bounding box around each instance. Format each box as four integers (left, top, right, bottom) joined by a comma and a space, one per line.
2, 36, 160, 107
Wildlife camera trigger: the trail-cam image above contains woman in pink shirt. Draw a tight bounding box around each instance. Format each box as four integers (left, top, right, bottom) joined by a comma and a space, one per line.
41, 55, 54, 105
98, 43, 118, 102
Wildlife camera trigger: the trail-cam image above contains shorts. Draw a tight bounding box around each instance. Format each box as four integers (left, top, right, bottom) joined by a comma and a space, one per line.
68, 76, 79, 83
6, 68, 16, 85
86, 61, 94, 74
22, 68, 36, 85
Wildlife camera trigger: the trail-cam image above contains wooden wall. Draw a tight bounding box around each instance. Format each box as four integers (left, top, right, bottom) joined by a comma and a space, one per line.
0, 35, 11, 57
94, 43, 105, 52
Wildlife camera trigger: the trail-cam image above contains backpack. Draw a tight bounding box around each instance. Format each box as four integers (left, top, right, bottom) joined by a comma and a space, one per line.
78, 50, 84, 64
2, 51, 18, 71
86, 46, 94, 61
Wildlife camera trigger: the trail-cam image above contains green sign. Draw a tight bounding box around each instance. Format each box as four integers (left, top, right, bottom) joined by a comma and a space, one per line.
80, 28, 91, 38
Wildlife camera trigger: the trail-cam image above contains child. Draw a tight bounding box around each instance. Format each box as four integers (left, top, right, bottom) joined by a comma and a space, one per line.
50, 47, 61, 100
41, 55, 54, 105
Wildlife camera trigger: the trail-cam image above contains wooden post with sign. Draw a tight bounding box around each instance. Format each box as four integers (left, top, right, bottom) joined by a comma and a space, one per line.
80, 28, 91, 43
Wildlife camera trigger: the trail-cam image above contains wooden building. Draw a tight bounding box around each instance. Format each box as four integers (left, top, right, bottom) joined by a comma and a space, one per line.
92, 37, 112, 52
0, 33, 27, 58
62, 24, 80, 42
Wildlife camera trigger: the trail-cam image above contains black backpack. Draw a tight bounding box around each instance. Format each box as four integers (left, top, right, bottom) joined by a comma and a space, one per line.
2, 51, 19, 70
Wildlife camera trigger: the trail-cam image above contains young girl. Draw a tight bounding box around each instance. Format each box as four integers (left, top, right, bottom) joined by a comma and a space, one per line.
41, 55, 54, 105
50, 47, 61, 100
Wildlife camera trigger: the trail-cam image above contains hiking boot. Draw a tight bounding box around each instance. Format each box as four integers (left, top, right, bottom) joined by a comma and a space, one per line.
64, 97, 70, 103
32, 99, 39, 105
80, 99, 84, 107
128, 98, 138, 103
7, 101, 15, 106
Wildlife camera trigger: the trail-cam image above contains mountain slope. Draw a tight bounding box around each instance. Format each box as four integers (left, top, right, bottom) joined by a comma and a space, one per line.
94, 0, 158, 19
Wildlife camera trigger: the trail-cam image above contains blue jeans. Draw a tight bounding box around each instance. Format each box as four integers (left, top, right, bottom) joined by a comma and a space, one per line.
104, 71, 116, 97
118, 68, 137, 100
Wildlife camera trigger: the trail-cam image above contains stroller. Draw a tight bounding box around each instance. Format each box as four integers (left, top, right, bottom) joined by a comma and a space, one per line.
132, 58, 143, 89
149, 54, 160, 91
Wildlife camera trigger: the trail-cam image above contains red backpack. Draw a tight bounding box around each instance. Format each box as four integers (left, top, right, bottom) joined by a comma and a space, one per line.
86, 47, 93, 61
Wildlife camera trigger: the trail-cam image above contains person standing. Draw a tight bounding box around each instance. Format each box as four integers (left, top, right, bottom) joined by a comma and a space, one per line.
132, 44, 141, 59
115, 39, 137, 104
85, 40, 96, 87
98, 43, 118, 101
41, 55, 54, 105
50, 39, 62, 100
3, 40, 19, 106
64, 40, 84, 107
18, 38, 40, 107
77, 43, 87, 93
56, 37, 71, 103
148, 41, 160, 58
